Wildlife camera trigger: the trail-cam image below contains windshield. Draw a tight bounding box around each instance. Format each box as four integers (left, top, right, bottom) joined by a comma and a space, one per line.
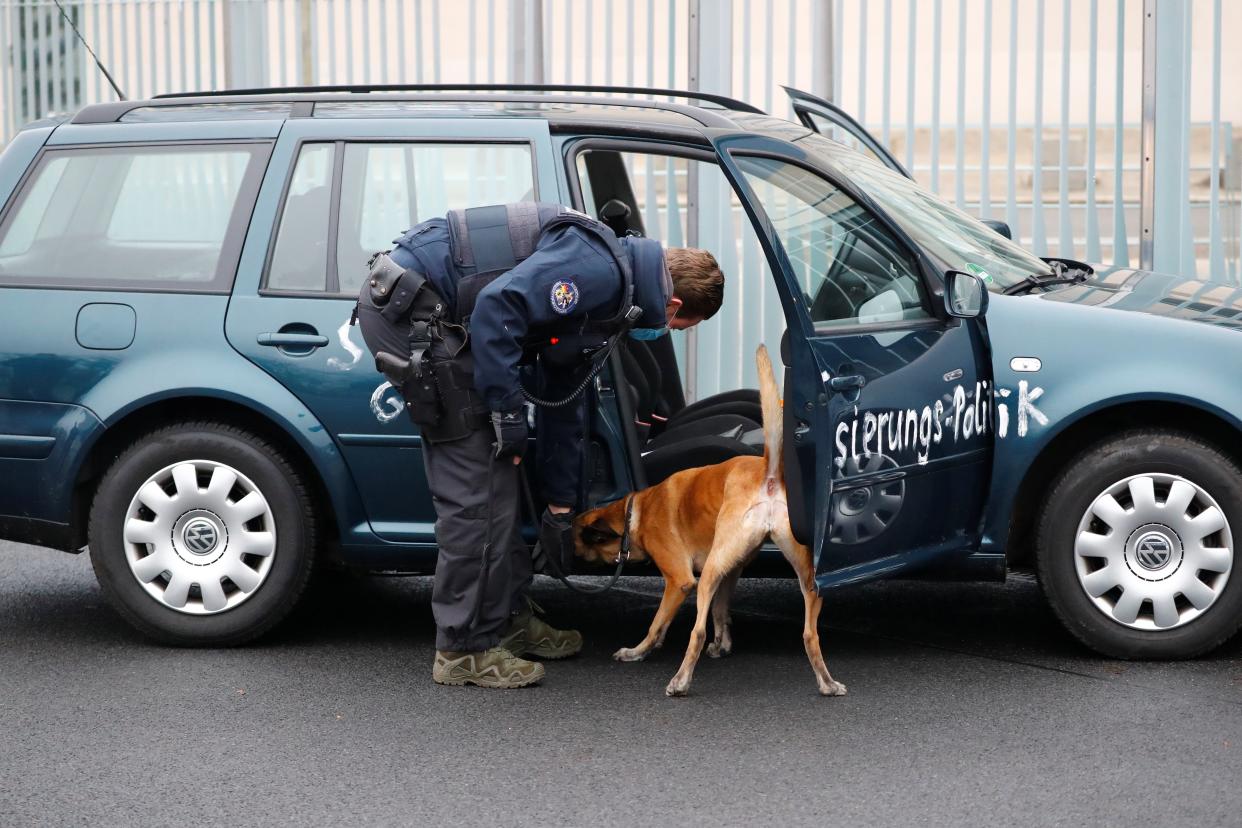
783, 128, 1055, 290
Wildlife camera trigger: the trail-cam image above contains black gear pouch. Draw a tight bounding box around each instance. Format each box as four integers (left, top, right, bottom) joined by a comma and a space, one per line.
536, 508, 577, 576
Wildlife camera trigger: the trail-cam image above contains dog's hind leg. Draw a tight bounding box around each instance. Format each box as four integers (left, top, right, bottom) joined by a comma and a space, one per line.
771, 526, 847, 697
665, 531, 759, 697
614, 563, 695, 662
706, 568, 741, 659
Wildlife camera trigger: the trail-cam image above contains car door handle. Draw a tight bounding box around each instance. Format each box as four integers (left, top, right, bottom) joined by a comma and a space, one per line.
829, 374, 865, 392
257, 332, 329, 348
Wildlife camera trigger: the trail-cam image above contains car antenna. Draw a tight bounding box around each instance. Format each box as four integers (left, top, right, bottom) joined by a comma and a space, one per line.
50, 0, 126, 101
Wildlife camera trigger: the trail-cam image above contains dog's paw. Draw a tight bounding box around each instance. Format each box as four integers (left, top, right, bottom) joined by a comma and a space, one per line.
706, 642, 731, 659
665, 676, 691, 697
818, 679, 848, 697
613, 647, 648, 662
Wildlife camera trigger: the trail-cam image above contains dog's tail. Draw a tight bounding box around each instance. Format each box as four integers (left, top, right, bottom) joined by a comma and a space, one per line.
756, 344, 783, 482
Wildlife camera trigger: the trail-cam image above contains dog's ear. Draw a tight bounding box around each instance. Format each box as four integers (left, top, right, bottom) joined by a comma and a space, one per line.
580, 518, 621, 545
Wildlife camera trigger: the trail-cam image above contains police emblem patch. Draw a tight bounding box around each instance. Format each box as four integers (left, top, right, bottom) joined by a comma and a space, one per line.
550, 279, 579, 314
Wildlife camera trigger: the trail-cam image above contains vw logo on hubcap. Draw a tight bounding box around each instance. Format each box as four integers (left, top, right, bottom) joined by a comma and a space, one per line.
182, 518, 219, 556
1134, 531, 1173, 571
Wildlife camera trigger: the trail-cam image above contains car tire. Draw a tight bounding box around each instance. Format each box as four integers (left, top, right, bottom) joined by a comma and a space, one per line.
88, 422, 316, 646
1036, 429, 1242, 659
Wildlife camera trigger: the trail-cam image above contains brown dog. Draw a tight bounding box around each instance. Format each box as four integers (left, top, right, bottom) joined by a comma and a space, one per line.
575, 345, 847, 697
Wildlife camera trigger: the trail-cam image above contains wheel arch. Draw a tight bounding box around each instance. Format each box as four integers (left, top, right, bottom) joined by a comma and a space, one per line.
69, 394, 343, 553
1004, 398, 1242, 567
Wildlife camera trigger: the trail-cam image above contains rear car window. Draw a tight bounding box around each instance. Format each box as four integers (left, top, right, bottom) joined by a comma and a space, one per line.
265, 141, 536, 295
0, 143, 269, 292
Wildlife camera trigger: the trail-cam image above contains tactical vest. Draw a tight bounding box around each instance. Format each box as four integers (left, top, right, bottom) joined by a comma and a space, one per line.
352, 203, 640, 441
446, 201, 635, 330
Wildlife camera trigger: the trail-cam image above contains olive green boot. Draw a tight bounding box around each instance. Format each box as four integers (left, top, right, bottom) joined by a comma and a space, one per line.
499, 598, 584, 660
432, 646, 545, 688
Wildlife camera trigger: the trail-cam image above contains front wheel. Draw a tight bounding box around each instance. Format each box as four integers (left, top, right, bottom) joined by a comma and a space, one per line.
1036, 430, 1242, 659
89, 422, 317, 646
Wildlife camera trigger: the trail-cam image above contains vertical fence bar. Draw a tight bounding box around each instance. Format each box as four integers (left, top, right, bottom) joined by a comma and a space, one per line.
1058, 0, 1072, 255
763, 0, 773, 112
1112, 0, 1128, 266
50, 0, 62, 115
36, 0, 47, 117
1139, 0, 1156, 269
832, 0, 841, 103
275, 0, 287, 85
1084, 0, 1100, 262
178, 0, 188, 91
930, 0, 942, 192
25, 0, 37, 126
954, 0, 965, 207
1006, 0, 1018, 238
814, 0, 833, 102
881, 0, 891, 148
857, 0, 866, 125
1177, 0, 1193, 276
1207, 0, 1225, 280
1032, 0, 1046, 252
785, 0, 795, 117
147, 0, 157, 97
905, 0, 916, 174
0, 1, 10, 138
981, 0, 992, 217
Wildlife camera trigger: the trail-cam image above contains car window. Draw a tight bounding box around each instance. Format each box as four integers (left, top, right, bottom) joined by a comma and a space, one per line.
0, 144, 266, 291
733, 154, 931, 328
336, 142, 535, 294
267, 143, 335, 292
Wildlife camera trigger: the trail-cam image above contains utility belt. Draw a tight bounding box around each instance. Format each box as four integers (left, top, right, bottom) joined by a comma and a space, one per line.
353, 253, 489, 443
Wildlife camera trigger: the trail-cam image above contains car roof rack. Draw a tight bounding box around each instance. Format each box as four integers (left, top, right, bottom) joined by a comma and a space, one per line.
151, 83, 767, 115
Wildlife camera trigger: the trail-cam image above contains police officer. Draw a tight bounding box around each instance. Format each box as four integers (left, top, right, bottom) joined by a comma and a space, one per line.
355, 202, 724, 689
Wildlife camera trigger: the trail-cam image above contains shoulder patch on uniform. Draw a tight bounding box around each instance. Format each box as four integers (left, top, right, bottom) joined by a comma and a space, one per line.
550, 279, 580, 314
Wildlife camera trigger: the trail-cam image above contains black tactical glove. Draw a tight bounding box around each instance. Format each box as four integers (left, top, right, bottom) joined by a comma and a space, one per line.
490, 409, 529, 460
535, 507, 577, 576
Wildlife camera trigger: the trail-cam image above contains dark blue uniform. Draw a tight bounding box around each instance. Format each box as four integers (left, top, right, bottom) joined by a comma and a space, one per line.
388, 213, 671, 504
386, 205, 670, 652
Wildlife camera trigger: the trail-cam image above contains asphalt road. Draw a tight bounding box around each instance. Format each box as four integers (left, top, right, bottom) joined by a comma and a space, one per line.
3, 540, 1242, 827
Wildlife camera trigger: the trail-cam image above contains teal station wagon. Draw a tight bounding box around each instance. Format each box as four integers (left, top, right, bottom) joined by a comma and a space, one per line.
1, 85, 1240, 660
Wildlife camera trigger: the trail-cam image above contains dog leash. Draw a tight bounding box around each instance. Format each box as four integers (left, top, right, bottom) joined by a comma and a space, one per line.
517, 470, 632, 595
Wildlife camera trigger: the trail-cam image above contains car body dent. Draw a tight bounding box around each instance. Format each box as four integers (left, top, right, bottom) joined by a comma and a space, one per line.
981, 286, 1242, 554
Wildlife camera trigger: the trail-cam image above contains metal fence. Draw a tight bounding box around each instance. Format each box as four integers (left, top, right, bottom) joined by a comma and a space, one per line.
0, 0, 1237, 397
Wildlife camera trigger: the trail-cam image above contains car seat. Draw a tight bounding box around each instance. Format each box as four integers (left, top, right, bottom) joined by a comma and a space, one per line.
615, 340, 766, 485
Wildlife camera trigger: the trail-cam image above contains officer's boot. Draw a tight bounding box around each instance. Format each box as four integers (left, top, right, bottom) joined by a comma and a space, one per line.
432, 646, 545, 689
499, 597, 584, 659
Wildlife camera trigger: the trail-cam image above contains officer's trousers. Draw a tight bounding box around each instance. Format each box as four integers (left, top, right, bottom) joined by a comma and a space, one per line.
423, 425, 533, 652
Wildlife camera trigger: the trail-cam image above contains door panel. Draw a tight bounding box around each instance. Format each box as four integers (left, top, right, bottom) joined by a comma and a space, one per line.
712, 136, 993, 587
226, 118, 557, 543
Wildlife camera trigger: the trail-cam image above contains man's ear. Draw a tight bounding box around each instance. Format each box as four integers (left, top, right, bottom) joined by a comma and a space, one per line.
666, 295, 684, 321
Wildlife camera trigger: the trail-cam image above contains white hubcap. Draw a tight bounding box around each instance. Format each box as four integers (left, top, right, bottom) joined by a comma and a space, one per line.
123, 459, 277, 615
1074, 472, 1233, 631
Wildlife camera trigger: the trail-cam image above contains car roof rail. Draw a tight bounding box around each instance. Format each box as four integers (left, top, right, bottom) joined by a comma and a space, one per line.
150, 83, 766, 115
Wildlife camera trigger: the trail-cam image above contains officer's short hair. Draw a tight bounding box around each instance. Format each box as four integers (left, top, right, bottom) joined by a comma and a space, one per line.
665, 247, 725, 321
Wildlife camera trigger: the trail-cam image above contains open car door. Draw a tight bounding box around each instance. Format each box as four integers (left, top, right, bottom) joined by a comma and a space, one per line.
784, 86, 913, 180
711, 132, 993, 589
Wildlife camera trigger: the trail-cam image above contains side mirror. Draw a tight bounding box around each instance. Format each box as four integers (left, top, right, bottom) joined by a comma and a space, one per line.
980, 219, 1012, 240
944, 270, 988, 318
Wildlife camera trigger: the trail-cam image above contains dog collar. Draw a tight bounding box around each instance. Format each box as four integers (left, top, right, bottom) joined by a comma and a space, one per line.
616, 494, 635, 564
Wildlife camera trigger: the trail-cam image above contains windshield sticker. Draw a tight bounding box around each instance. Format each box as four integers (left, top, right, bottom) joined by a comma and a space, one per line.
966, 262, 994, 284
832, 380, 1047, 471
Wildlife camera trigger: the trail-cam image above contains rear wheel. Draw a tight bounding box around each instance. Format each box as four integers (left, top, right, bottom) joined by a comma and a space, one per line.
1036, 430, 1242, 659
88, 422, 316, 646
